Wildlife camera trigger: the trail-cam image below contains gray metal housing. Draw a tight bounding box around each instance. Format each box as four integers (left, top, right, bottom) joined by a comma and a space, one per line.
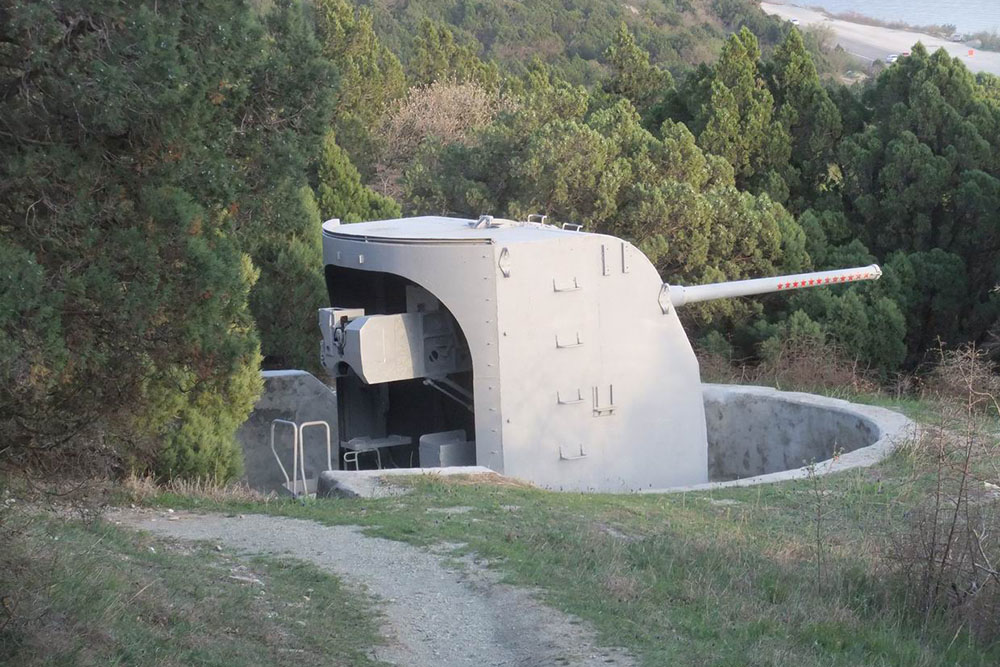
320, 215, 707, 491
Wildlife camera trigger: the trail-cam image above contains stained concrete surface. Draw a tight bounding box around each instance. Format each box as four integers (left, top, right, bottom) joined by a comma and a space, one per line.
704, 387, 879, 480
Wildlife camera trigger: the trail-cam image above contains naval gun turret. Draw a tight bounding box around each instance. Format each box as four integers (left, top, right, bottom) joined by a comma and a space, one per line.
318, 215, 879, 491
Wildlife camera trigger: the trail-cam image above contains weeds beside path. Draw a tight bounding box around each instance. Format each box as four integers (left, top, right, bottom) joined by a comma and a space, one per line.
110, 508, 635, 667
141, 464, 1000, 667
0, 505, 384, 666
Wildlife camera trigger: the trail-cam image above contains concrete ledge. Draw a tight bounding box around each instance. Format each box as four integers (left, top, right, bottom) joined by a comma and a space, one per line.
643, 384, 917, 493
317, 466, 497, 499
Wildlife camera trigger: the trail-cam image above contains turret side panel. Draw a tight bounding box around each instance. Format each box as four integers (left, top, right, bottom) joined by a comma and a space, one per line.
494, 236, 707, 491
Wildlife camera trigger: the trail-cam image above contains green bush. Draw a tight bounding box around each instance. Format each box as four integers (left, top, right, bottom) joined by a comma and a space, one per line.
0, 1, 289, 479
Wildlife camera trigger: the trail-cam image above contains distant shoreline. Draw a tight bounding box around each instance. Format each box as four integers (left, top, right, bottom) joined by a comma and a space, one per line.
759, 3, 1000, 74
765, 1, 999, 53
806, 8, 955, 40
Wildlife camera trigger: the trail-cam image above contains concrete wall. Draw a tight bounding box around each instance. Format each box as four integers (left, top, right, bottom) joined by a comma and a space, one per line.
704, 387, 879, 480
642, 384, 915, 493
236, 370, 339, 492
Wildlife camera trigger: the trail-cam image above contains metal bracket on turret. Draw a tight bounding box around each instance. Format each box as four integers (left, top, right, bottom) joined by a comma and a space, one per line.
658, 284, 672, 314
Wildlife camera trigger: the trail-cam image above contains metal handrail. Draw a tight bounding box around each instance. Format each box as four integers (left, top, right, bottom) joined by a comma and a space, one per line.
299, 421, 333, 473
270, 419, 333, 498
270, 419, 306, 496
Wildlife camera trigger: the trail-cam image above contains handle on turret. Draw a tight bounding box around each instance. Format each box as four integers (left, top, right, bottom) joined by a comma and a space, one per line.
661, 264, 881, 312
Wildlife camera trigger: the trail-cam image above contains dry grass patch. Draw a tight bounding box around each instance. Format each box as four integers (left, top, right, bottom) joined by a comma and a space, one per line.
122, 473, 274, 504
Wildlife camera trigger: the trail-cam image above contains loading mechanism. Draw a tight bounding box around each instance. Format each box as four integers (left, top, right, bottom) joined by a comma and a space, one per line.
319, 280, 476, 470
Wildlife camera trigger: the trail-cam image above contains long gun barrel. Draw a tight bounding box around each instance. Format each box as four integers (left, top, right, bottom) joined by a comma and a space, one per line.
663, 264, 881, 311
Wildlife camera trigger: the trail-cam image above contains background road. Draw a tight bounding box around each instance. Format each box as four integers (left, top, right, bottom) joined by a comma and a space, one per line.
761, 3, 1000, 76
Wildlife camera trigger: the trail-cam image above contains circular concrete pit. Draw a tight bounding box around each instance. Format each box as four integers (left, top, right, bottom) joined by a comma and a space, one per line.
654, 384, 916, 493
315, 385, 915, 498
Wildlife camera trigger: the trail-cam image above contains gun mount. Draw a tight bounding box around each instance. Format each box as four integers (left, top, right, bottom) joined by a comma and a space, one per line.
317, 215, 880, 491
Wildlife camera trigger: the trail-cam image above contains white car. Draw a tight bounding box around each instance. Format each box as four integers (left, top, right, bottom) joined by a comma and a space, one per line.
886, 54, 899, 63
791, 18, 800, 26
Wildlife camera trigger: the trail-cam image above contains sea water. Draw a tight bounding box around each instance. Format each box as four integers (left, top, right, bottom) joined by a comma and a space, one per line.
797, 0, 1000, 35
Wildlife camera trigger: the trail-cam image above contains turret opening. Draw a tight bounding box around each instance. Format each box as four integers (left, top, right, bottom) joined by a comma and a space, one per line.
323, 265, 476, 470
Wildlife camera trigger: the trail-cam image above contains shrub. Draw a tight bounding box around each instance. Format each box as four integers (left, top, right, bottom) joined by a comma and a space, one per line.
890, 346, 1000, 643
0, 1, 287, 480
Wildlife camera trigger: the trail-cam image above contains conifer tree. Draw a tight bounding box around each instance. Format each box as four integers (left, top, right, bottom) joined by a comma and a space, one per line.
767, 29, 842, 211
604, 23, 673, 120
314, 0, 407, 172
317, 131, 402, 223
410, 19, 501, 88
694, 28, 791, 199
0, 0, 279, 478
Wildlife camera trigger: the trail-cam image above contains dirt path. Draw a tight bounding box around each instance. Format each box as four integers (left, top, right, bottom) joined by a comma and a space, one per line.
109, 510, 634, 667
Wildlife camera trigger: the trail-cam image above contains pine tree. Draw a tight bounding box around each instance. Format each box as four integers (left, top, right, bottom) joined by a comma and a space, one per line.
0, 0, 346, 478
317, 131, 402, 223
410, 19, 501, 88
694, 28, 791, 199
314, 0, 407, 173
767, 30, 842, 211
604, 23, 673, 120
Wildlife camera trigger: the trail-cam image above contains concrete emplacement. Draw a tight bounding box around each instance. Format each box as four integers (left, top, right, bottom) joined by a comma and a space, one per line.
659, 384, 915, 493
234, 215, 913, 495
237, 376, 915, 496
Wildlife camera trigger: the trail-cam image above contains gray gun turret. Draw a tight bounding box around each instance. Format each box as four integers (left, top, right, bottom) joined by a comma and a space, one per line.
317, 215, 884, 492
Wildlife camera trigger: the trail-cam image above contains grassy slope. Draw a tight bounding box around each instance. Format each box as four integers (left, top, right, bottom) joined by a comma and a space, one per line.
145, 450, 997, 667
5, 390, 992, 665
0, 511, 385, 666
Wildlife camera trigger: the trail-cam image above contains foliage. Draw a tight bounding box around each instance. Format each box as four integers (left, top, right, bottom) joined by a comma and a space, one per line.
317, 131, 401, 223
313, 0, 407, 174
834, 46, 1000, 365
0, 0, 360, 478
603, 22, 673, 120
409, 19, 501, 88
349, 0, 788, 85
692, 28, 791, 197
375, 79, 515, 201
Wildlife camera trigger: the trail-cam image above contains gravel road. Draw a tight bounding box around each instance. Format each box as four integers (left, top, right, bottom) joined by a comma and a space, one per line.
761, 3, 1000, 76
110, 510, 634, 667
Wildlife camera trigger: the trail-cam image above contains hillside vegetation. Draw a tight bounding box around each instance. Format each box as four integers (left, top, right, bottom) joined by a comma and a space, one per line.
3, 0, 1000, 483
351, 0, 787, 83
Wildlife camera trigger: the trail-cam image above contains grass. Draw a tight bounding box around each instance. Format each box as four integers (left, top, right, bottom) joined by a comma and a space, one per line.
129, 450, 1000, 667
7, 350, 999, 665
0, 502, 385, 666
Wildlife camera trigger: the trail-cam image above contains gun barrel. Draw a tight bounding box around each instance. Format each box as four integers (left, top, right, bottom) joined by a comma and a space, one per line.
666, 264, 881, 308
